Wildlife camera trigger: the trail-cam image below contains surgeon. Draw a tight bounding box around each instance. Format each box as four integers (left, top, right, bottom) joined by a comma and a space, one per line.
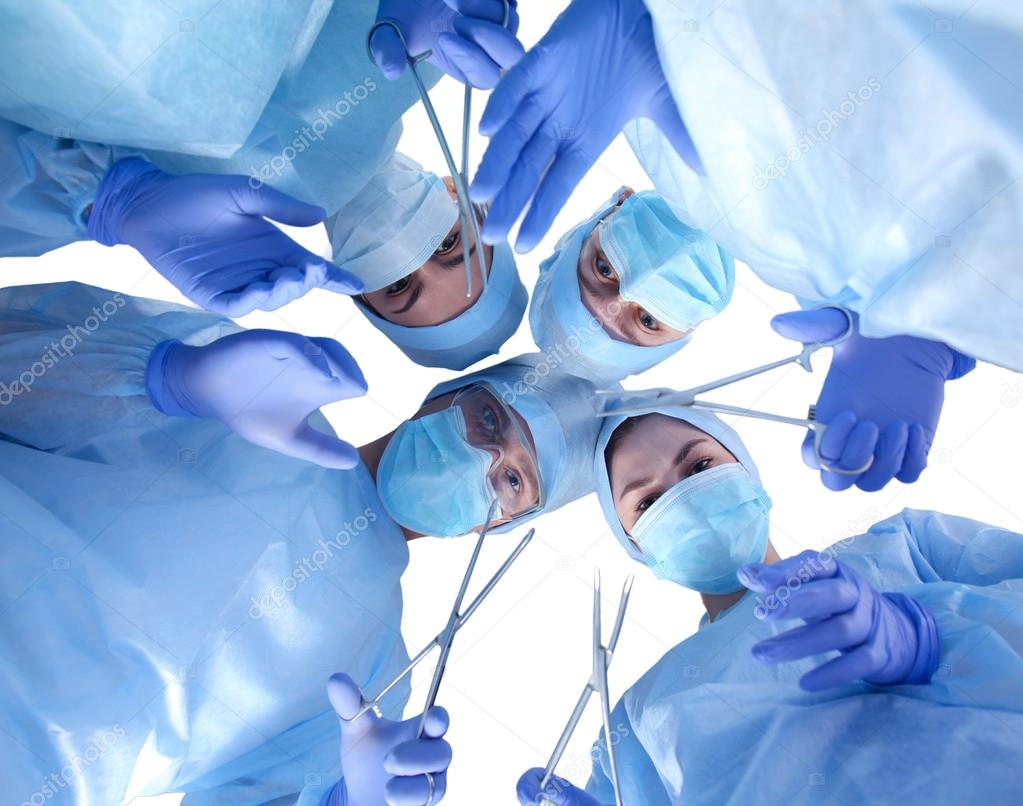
0, 279, 596, 804
326, 153, 526, 370
515, 404, 1023, 804
471, 0, 1022, 489
0, 0, 524, 315
528, 185, 733, 382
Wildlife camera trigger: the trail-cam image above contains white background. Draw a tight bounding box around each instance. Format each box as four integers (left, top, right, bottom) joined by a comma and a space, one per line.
5, 4, 1022, 804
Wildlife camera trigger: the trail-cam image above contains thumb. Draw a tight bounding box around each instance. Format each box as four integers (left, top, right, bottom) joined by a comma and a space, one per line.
370, 24, 409, 80
285, 421, 361, 470
233, 180, 327, 226
770, 307, 850, 345
328, 672, 380, 740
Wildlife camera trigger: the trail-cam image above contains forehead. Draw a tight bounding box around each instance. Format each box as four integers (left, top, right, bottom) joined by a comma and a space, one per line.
608, 414, 708, 475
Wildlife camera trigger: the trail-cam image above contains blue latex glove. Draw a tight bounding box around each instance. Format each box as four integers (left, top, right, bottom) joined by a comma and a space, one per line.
88, 157, 362, 316
516, 769, 600, 806
739, 550, 941, 692
146, 329, 367, 469
771, 307, 976, 492
371, 0, 524, 89
471, 0, 700, 252
321, 673, 452, 806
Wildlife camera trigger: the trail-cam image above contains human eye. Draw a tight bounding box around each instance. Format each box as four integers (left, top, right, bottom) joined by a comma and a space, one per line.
638, 308, 660, 331
435, 227, 461, 256
386, 275, 412, 295
594, 255, 618, 282
481, 405, 500, 439
504, 467, 521, 494
687, 457, 713, 477
636, 492, 660, 514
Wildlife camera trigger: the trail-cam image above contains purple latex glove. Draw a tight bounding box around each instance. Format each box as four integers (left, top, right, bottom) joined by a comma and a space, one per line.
516, 768, 600, 806
370, 0, 523, 89
771, 307, 976, 492
740, 550, 941, 692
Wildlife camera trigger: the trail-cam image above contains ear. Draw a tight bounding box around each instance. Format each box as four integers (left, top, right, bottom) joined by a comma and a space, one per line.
442, 175, 458, 199
616, 187, 635, 206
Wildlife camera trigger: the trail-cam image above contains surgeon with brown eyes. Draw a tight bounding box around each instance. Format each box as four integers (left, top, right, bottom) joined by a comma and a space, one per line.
528, 186, 735, 382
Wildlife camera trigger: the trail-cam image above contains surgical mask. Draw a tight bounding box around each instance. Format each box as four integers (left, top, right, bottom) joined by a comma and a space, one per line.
598, 192, 734, 333
632, 464, 771, 593
377, 406, 497, 537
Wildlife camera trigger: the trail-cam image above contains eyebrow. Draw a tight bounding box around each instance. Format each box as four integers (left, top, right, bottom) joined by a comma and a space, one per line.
390, 282, 423, 315
617, 438, 709, 499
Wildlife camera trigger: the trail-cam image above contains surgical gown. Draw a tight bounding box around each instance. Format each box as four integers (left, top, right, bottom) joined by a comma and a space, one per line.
0, 0, 438, 253
584, 509, 1023, 805
629, 1, 1023, 371
0, 282, 411, 804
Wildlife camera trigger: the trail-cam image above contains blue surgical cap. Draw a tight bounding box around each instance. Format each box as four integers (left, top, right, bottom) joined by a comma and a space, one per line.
529, 189, 732, 383
594, 403, 761, 562
360, 241, 527, 370
428, 354, 607, 533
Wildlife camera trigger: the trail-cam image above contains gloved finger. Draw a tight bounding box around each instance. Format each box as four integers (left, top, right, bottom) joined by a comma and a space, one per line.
307, 337, 368, 397
212, 281, 286, 317
421, 705, 450, 739
756, 578, 859, 622
799, 641, 885, 692
855, 420, 908, 492
517, 145, 600, 252
384, 737, 453, 776
799, 429, 821, 470
752, 609, 871, 664
435, 33, 503, 89
895, 422, 929, 484
478, 47, 539, 137
770, 307, 852, 346
820, 419, 878, 492
486, 124, 560, 238
327, 673, 377, 726
230, 179, 327, 227
369, 24, 409, 80
451, 16, 525, 68
262, 269, 311, 311
385, 771, 448, 806
284, 421, 361, 470
445, 0, 518, 31
306, 259, 363, 296
516, 768, 577, 806
473, 94, 548, 207
738, 549, 838, 594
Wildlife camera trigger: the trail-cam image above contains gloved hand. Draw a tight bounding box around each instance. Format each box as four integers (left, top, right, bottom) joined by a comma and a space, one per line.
771, 307, 976, 492
323, 673, 452, 806
471, 0, 699, 252
146, 329, 366, 469
370, 0, 523, 89
516, 768, 601, 806
739, 551, 941, 692
88, 157, 362, 316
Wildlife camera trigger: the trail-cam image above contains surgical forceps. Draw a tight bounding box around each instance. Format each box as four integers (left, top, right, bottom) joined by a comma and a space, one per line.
539, 570, 634, 806
367, 2, 512, 297
596, 307, 873, 476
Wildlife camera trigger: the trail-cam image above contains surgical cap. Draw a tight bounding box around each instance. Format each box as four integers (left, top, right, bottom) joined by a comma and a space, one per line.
594, 403, 761, 562
428, 354, 606, 533
529, 189, 731, 383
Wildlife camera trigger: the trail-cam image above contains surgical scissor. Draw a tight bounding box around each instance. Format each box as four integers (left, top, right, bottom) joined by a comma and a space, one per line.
596, 307, 873, 476
366, 3, 512, 298
538, 570, 634, 806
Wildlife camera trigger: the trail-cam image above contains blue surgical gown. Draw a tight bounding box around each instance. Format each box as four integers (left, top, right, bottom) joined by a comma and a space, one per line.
0, 282, 412, 804
629, 1, 1023, 371
0, 0, 439, 255
585, 509, 1023, 805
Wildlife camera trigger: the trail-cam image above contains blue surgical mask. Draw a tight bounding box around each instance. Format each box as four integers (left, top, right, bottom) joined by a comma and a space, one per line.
599, 192, 734, 333
632, 464, 771, 593
377, 407, 497, 537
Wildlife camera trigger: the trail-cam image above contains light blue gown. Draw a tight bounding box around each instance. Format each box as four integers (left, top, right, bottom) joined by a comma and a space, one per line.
585, 509, 1023, 805
0, 0, 438, 255
0, 283, 411, 805
630, 1, 1023, 371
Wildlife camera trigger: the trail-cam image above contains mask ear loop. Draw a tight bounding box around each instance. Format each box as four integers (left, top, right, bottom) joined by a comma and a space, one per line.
366, 20, 492, 298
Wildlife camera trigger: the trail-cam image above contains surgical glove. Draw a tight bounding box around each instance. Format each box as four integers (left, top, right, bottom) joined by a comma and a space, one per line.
146, 330, 366, 469
371, 0, 523, 89
516, 769, 601, 806
740, 551, 941, 692
322, 673, 452, 806
88, 157, 362, 316
471, 0, 699, 252
771, 307, 976, 492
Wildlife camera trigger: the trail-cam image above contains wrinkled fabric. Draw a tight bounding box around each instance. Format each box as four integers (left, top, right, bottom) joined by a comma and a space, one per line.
585, 509, 1023, 805
0, 282, 411, 805
630, 0, 1023, 370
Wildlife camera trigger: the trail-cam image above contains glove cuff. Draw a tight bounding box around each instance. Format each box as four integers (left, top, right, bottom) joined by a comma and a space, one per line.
145, 339, 201, 419
87, 157, 164, 246
318, 779, 348, 806
883, 592, 941, 684
948, 348, 977, 381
